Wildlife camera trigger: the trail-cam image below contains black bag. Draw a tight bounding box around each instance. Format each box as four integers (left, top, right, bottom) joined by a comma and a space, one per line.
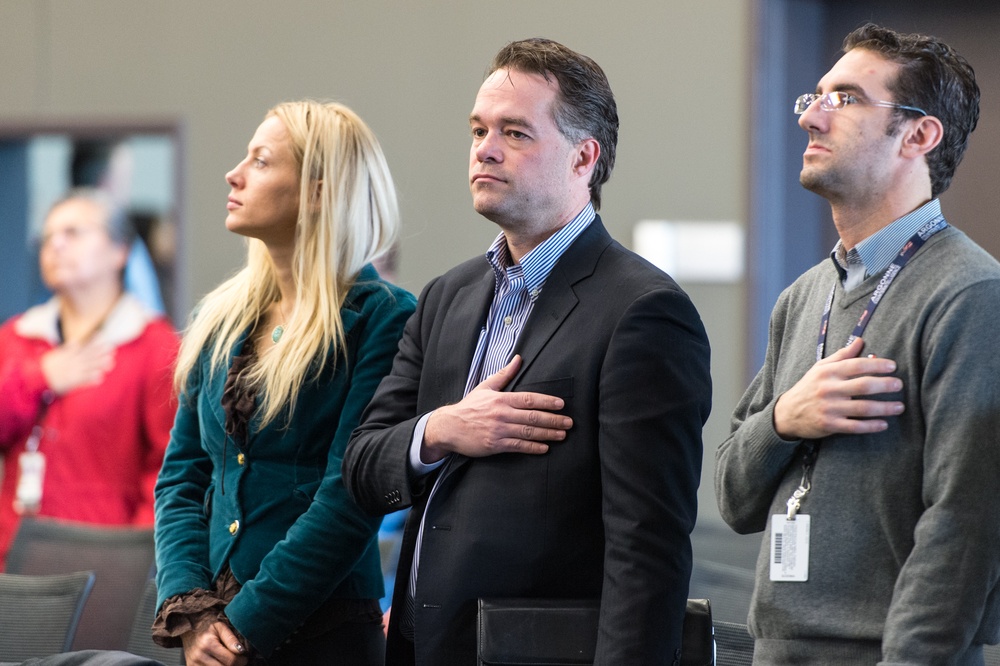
477, 597, 713, 666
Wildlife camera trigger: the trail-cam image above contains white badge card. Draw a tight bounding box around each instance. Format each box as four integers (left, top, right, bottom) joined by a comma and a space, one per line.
14, 450, 45, 515
770, 514, 810, 582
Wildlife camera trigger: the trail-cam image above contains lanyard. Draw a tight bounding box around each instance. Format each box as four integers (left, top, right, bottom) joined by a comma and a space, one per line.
815, 216, 947, 362
786, 442, 819, 519
786, 215, 948, 520
24, 392, 55, 454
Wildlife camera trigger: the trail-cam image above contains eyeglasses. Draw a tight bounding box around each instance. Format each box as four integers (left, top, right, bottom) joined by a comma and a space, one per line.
793, 92, 927, 116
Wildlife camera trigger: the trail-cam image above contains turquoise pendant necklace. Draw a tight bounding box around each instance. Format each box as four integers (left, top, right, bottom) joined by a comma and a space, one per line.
271, 300, 289, 344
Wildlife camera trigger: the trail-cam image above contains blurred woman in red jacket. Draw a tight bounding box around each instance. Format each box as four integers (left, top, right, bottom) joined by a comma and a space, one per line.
0, 188, 178, 568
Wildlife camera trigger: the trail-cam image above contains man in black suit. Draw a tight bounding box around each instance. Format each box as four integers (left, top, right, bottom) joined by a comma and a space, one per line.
343, 37, 712, 665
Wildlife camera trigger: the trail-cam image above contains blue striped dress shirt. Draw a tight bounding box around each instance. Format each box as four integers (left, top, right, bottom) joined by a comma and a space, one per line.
831, 198, 944, 288
464, 203, 596, 394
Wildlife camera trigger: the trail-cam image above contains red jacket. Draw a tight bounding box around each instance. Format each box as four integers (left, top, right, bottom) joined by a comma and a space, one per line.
0, 294, 178, 568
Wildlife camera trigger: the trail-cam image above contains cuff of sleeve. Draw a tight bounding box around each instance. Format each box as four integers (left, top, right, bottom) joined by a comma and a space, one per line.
150, 588, 229, 648
766, 397, 802, 445
409, 412, 448, 474
752, 399, 804, 464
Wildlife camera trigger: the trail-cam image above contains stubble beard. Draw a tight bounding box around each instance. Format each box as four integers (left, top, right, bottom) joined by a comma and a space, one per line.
799, 161, 844, 203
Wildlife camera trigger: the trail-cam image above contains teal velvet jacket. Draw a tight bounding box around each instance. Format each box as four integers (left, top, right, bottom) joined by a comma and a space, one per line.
154, 266, 415, 656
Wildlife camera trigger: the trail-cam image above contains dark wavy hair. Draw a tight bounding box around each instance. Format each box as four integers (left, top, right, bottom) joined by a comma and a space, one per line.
844, 23, 980, 197
488, 38, 618, 210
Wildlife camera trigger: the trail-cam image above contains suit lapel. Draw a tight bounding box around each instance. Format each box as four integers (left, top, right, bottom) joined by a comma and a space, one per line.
203, 328, 263, 450
422, 268, 494, 482
434, 267, 496, 399
204, 332, 249, 434
442, 219, 612, 480
510, 217, 613, 385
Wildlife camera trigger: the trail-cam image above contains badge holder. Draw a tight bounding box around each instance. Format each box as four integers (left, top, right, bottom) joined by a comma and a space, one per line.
770, 464, 811, 582
14, 424, 45, 515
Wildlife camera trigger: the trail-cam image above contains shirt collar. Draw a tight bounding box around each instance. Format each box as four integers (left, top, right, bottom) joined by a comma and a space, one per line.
829, 198, 943, 279
485, 202, 596, 301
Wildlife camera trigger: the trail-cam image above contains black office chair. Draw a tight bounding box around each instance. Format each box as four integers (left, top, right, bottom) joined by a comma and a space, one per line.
713, 621, 754, 666
6, 518, 155, 652
0, 571, 95, 662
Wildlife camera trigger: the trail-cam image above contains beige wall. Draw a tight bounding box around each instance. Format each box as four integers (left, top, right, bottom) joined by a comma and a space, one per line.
0, 0, 751, 522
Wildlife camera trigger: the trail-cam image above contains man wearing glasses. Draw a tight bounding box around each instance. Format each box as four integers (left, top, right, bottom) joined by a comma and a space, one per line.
716, 23, 1000, 663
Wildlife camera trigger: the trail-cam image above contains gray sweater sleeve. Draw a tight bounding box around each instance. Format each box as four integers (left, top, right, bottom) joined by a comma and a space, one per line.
715, 289, 804, 535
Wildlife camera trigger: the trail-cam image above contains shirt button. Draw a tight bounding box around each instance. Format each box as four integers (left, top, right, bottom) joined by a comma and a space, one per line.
503, 316, 513, 325
530, 288, 540, 298
237, 453, 246, 465
229, 520, 240, 535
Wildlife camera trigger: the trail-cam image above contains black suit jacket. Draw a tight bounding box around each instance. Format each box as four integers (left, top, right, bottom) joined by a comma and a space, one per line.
344, 217, 712, 665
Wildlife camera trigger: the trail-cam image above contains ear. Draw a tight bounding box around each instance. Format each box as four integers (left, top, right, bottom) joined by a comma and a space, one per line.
111, 241, 131, 274
572, 138, 601, 179
309, 179, 323, 211
900, 115, 943, 159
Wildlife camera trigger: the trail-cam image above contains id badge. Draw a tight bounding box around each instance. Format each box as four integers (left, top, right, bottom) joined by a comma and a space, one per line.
14, 450, 45, 515
769, 514, 810, 581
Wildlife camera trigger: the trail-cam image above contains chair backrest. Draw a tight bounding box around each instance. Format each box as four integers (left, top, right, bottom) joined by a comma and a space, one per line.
5, 517, 155, 652
125, 578, 183, 665
0, 571, 95, 661
688, 559, 756, 625
714, 621, 754, 666
476, 598, 714, 666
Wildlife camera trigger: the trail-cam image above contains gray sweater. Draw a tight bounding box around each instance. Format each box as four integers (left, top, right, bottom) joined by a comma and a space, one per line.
716, 226, 1000, 665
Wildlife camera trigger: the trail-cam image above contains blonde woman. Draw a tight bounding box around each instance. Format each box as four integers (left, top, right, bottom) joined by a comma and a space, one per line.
152, 101, 415, 665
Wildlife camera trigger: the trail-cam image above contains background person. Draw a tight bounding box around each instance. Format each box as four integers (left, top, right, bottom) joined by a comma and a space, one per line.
152, 100, 415, 665
716, 23, 1000, 663
0, 188, 177, 569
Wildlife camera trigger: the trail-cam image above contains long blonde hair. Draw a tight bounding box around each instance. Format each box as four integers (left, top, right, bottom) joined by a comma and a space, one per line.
174, 101, 400, 427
